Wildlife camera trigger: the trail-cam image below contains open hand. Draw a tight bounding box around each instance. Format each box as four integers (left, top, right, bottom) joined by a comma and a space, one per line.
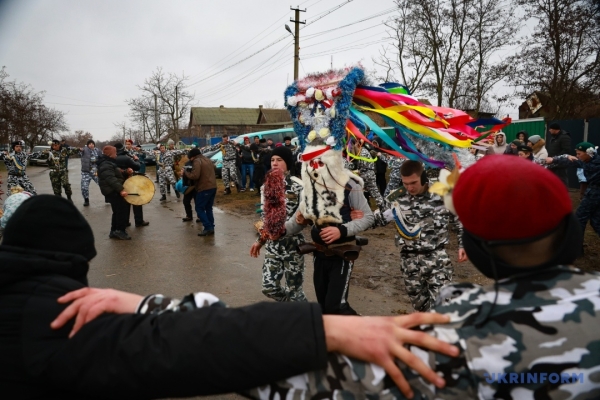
323, 313, 459, 399
250, 242, 262, 258
50, 288, 143, 338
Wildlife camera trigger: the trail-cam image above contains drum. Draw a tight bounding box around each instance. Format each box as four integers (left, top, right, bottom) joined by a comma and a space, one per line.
123, 175, 155, 205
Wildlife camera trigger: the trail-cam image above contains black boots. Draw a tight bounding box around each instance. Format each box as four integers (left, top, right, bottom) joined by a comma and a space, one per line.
109, 230, 131, 240
159, 195, 167, 202
135, 221, 150, 227
224, 187, 231, 195
83, 198, 89, 207
175, 191, 181, 199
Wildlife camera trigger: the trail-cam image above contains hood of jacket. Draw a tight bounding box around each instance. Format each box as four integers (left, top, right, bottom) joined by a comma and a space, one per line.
0, 245, 89, 290
492, 133, 507, 151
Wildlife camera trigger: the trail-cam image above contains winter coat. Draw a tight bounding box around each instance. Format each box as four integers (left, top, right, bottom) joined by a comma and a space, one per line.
80, 147, 100, 173
545, 130, 571, 160
184, 155, 217, 192
115, 148, 140, 173
531, 139, 549, 160
0, 245, 327, 399
97, 155, 124, 196
240, 144, 254, 164
486, 133, 508, 155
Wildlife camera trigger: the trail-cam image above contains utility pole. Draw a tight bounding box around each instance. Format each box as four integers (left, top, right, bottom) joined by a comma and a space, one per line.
290, 6, 306, 81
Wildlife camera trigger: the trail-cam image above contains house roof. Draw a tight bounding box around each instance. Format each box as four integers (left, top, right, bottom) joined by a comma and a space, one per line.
189, 107, 260, 126
258, 109, 291, 124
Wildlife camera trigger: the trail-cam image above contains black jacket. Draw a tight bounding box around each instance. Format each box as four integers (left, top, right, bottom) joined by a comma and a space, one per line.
0, 245, 328, 399
116, 148, 140, 172
546, 131, 572, 160
97, 155, 124, 196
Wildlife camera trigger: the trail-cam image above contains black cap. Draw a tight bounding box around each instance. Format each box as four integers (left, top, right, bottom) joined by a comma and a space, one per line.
3, 195, 97, 261
188, 148, 201, 158
517, 145, 532, 152
259, 138, 267, 143
114, 142, 124, 150
52, 139, 60, 145
549, 123, 561, 130
11, 141, 22, 149
271, 146, 294, 174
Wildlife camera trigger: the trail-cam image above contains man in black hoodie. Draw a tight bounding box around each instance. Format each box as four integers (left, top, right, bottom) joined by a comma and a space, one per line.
0, 195, 457, 399
545, 122, 572, 187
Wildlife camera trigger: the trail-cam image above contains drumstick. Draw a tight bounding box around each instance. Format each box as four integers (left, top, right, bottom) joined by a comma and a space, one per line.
127, 193, 140, 196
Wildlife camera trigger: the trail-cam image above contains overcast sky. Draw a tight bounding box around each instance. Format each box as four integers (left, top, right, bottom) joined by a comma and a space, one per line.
0, 0, 520, 141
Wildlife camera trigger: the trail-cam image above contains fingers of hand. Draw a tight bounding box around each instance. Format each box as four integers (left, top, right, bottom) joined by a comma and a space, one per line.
394, 345, 445, 390
50, 301, 81, 330
57, 287, 94, 304
381, 358, 413, 399
396, 328, 459, 359
394, 312, 450, 328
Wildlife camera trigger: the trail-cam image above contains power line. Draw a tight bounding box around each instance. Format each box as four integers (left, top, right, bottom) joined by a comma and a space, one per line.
303, 7, 395, 38
302, 38, 389, 59
301, 0, 354, 29
302, 24, 386, 48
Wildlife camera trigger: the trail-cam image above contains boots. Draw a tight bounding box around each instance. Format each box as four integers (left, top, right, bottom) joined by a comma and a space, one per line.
224, 187, 231, 195
83, 198, 89, 207
159, 195, 167, 202
175, 190, 181, 199
135, 221, 150, 227
111, 230, 131, 240
235, 182, 240, 193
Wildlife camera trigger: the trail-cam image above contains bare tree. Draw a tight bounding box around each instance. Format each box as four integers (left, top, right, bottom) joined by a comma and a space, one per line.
374, 0, 519, 112
509, 0, 600, 119
138, 68, 194, 143
0, 69, 68, 147
262, 100, 280, 109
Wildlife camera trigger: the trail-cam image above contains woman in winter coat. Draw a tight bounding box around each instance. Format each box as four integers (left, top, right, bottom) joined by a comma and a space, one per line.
527, 135, 548, 161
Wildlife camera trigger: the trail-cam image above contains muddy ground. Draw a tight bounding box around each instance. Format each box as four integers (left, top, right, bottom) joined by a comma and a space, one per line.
214, 175, 600, 313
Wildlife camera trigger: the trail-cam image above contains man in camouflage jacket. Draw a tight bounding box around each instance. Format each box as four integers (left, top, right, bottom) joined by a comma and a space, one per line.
202, 134, 240, 194
46, 139, 80, 200
386, 160, 466, 312
155, 143, 187, 201
0, 141, 38, 196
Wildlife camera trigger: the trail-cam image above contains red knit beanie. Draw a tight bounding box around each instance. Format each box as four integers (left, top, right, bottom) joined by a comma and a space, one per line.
103, 145, 116, 159
452, 155, 572, 241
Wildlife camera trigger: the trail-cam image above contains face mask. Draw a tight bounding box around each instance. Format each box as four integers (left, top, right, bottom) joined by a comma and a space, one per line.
463, 214, 582, 280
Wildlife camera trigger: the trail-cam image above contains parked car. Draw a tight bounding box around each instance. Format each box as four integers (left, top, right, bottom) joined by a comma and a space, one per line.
140, 143, 157, 165
29, 145, 51, 166
210, 128, 297, 178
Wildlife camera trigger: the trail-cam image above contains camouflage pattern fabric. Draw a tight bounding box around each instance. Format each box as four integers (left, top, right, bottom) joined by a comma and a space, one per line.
203, 141, 238, 160
261, 174, 307, 302
50, 170, 72, 196
156, 149, 187, 169
1, 151, 38, 196
393, 187, 463, 252
222, 159, 238, 189
81, 169, 99, 199
400, 248, 453, 312
47, 147, 79, 172
158, 167, 177, 196
382, 156, 404, 198
362, 169, 387, 211
6, 175, 36, 196
262, 234, 307, 302
577, 186, 600, 235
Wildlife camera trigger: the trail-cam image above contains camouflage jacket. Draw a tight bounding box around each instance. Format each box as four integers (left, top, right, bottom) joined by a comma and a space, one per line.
203, 141, 239, 161
354, 147, 376, 173
156, 149, 186, 168
0, 151, 36, 176
379, 153, 404, 169
46, 147, 79, 172
392, 186, 463, 251
400, 265, 600, 399
552, 153, 600, 186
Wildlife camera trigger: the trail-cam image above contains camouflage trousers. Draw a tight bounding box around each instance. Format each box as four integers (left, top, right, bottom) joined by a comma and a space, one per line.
158, 167, 177, 196
49, 170, 72, 196
244, 353, 403, 399
362, 169, 387, 211
384, 167, 401, 198
6, 174, 37, 196
400, 248, 453, 312
577, 186, 600, 236
80, 169, 99, 199
262, 235, 307, 302
222, 159, 238, 189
